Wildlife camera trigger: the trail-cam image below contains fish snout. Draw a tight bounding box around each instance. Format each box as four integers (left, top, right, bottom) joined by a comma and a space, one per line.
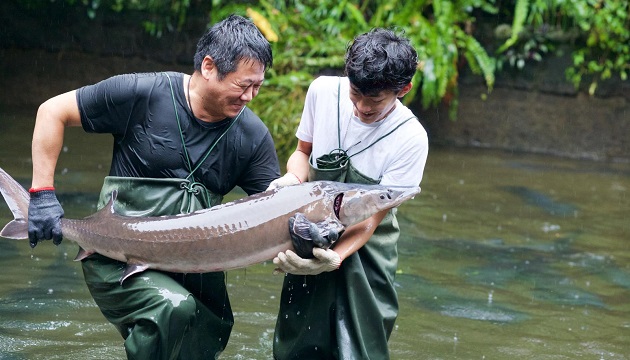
386, 186, 421, 207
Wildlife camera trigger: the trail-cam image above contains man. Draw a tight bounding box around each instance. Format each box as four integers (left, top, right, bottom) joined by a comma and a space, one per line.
27, 14, 280, 359
268, 28, 429, 359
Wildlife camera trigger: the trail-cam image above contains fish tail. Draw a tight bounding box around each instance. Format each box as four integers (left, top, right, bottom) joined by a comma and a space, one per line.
0, 167, 30, 240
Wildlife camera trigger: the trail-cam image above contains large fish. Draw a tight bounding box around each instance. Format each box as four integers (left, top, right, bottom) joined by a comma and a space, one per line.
0, 167, 419, 283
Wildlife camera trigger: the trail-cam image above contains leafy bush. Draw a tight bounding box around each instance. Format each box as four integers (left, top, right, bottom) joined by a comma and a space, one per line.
20, 0, 628, 160
496, 0, 629, 95
212, 0, 498, 158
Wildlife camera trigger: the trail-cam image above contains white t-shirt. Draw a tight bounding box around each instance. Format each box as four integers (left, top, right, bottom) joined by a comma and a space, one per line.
296, 76, 429, 187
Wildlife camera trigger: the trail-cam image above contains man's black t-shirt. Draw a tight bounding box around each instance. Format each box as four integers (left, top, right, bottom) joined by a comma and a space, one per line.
76, 72, 280, 196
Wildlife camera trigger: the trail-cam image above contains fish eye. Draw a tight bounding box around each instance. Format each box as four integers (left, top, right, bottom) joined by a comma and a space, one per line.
380, 194, 385, 200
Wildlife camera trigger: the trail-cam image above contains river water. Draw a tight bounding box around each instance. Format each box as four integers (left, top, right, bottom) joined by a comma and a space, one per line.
0, 106, 628, 359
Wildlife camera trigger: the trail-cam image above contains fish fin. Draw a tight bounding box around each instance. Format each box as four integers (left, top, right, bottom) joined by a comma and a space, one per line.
108, 190, 118, 214
0, 219, 28, 239
0, 167, 30, 240
120, 263, 150, 284
73, 247, 94, 261
289, 213, 315, 259
312, 217, 344, 248
288, 214, 344, 259
290, 213, 314, 240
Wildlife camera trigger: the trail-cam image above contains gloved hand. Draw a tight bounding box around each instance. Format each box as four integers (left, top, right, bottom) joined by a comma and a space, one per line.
273, 248, 341, 276
28, 189, 64, 248
266, 173, 302, 191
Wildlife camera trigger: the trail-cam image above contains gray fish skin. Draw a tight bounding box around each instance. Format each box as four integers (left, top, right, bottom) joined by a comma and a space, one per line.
0, 167, 419, 282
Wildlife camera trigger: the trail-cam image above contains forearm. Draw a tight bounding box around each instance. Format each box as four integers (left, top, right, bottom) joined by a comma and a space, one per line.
332, 209, 389, 262
285, 151, 309, 183
31, 91, 82, 188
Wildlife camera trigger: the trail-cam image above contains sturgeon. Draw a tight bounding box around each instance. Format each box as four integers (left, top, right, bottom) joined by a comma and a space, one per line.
0, 167, 419, 282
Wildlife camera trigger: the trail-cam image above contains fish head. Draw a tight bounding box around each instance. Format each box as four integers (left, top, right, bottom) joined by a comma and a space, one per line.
327, 182, 420, 226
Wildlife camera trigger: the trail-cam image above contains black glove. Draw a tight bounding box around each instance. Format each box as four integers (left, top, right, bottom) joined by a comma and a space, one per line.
28, 189, 64, 248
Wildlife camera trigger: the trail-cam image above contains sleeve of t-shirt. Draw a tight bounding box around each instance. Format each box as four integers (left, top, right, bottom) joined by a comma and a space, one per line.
237, 129, 281, 195
380, 123, 429, 188
295, 77, 325, 143
76, 74, 138, 136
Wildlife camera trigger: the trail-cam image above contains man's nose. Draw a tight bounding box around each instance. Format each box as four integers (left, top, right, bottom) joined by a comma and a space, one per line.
240, 85, 255, 102
355, 101, 371, 113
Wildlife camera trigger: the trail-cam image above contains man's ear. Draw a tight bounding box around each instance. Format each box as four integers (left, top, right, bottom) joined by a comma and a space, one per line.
201, 56, 215, 80
397, 82, 413, 98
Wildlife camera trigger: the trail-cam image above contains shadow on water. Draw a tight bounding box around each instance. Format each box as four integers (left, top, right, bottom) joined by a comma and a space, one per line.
500, 185, 579, 217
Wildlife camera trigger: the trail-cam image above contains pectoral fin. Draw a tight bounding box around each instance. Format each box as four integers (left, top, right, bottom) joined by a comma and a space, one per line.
73, 247, 95, 261
289, 213, 345, 259
120, 262, 150, 284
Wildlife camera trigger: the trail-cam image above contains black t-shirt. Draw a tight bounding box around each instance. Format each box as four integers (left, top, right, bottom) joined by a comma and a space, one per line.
77, 72, 280, 196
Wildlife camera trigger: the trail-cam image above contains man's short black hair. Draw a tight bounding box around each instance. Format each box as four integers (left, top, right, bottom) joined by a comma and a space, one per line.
194, 14, 273, 79
345, 28, 418, 96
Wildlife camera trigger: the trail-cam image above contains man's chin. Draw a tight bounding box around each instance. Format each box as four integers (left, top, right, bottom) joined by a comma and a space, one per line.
228, 105, 245, 118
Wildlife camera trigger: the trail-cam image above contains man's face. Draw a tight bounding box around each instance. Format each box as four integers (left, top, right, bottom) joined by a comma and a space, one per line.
348, 84, 400, 124
203, 58, 265, 120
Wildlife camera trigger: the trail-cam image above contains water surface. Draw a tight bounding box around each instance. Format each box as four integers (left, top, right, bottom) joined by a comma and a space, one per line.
0, 107, 628, 359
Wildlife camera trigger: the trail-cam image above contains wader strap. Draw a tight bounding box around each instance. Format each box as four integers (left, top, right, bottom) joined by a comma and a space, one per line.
163, 72, 245, 193
347, 116, 416, 159
336, 77, 341, 149
333, 77, 416, 160
98, 176, 223, 216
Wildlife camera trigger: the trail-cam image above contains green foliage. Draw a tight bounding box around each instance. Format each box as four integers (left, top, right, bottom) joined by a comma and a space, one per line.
496, 0, 629, 95
211, 0, 498, 158
22, 0, 627, 159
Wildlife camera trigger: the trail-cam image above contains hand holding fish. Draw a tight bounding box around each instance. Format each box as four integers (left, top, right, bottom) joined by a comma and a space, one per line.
266, 172, 302, 191
273, 248, 341, 275
28, 188, 64, 248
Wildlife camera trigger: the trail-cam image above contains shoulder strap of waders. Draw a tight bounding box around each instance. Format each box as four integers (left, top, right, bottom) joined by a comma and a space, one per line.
336, 77, 342, 149
347, 116, 416, 159
164, 72, 245, 190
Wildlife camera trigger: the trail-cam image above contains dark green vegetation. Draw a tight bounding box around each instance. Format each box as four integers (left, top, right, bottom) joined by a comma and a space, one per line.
14, 0, 630, 159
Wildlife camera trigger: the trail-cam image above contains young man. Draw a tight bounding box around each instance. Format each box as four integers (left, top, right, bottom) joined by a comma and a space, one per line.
27, 15, 280, 359
268, 28, 429, 359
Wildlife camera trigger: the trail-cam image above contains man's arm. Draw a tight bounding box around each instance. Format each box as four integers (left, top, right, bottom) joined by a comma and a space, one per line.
31, 90, 82, 188
266, 139, 312, 190
28, 90, 82, 247
332, 209, 388, 261
285, 140, 311, 183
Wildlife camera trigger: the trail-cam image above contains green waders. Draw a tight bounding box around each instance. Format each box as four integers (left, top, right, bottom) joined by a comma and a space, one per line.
273, 158, 401, 360
274, 79, 413, 359
81, 177, 232, 360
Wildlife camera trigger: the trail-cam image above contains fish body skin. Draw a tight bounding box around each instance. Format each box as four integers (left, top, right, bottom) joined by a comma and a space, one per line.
0, 167, 419, 282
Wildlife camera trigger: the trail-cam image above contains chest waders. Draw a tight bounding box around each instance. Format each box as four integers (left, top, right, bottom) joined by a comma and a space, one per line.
274, 79, 415, 360
81, 73, 243, 360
